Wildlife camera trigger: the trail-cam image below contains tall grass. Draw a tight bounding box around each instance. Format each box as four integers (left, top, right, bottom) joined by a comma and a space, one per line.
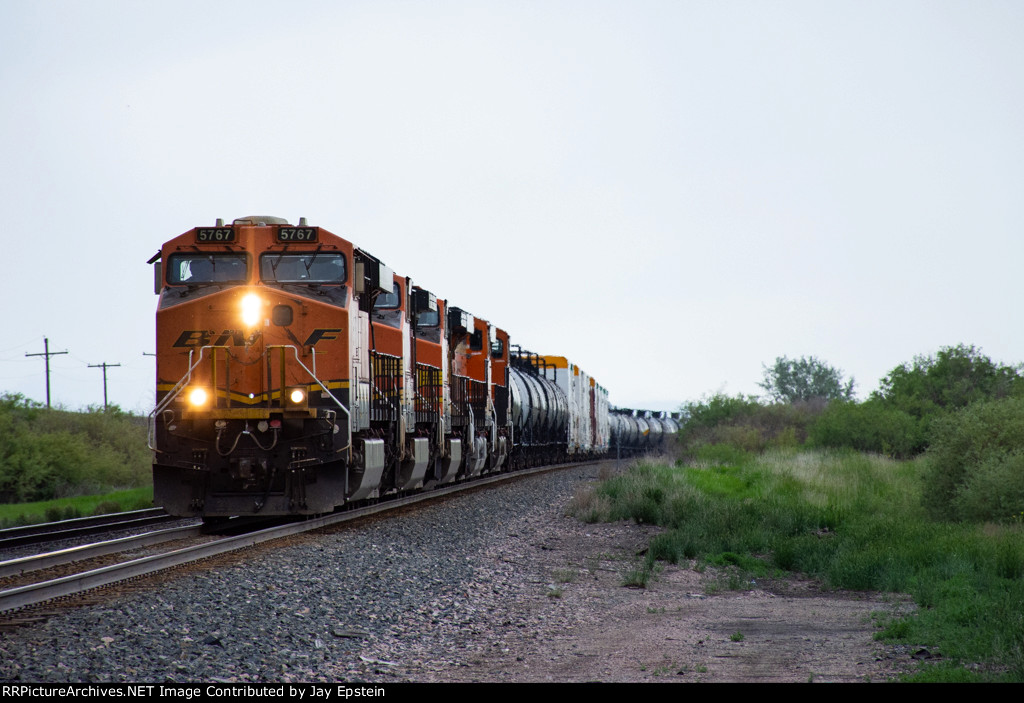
571, 449, 1024, 682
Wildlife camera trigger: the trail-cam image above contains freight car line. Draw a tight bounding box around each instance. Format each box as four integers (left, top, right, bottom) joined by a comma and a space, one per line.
0, 459, 598, 617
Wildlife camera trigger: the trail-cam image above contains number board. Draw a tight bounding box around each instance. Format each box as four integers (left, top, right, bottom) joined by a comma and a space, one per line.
277, 227, 319, 242
195, 227, 236, 243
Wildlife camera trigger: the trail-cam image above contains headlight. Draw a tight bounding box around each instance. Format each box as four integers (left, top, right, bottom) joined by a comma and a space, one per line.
285, 385, 308, 410
241, 293, 263, 327
187, 387, 209, 407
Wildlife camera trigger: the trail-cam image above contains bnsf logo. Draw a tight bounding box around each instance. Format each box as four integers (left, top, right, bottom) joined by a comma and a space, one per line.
171, 328, 343, 347
173, 330, 262, 347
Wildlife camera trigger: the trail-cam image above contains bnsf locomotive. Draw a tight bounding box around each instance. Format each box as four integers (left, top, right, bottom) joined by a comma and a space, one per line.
148, 216, 675, 518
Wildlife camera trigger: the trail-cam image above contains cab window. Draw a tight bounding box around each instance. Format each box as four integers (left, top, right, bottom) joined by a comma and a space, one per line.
374, 282, 402, 310
470, 330, 484, 351
416, 309, 439, 327
261, 252, 346, 283
167, 253, 248, 284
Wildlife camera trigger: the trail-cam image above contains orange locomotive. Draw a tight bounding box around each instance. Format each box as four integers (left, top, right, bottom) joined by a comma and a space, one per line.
149, 216, 626, 518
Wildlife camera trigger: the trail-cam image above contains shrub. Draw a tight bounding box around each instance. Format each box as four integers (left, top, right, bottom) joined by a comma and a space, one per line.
876, 344, 1023, 420
681, 394, 761, 434
678, 394, 825, 456
0, 393, 150, 502
923, 397, 1024, 522
809, 399, 923, 458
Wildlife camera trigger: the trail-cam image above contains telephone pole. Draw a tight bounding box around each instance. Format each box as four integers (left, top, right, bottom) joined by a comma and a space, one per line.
25, 337, 68, 409
88, 362, 121, 410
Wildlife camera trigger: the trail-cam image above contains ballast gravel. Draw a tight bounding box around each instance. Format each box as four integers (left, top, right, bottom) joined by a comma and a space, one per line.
0, 464, 607, 683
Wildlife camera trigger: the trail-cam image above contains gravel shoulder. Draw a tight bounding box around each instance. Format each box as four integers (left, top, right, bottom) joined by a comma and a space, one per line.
0, 461, 915, 683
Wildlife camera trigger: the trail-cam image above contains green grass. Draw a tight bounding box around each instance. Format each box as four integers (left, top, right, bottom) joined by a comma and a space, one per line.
0, 486, 154, 527
569, 449, 1024, 682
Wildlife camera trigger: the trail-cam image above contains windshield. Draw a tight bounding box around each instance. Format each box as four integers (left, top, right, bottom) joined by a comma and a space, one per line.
260, 252, 346, 283
167, 253, 248, 284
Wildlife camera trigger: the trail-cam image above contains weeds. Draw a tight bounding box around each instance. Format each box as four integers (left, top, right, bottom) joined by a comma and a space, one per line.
621, 563, 651, 588
552, 568, 577, 583
578, 451, 1024, 681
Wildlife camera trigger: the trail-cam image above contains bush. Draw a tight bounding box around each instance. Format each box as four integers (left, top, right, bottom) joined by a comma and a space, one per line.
876, 344, 1023, 420
0, 393, 150, 502
923, 397, 1024, 522
679, 394, 824, 455
681, 394, 761, 433
809, 399, 923, 458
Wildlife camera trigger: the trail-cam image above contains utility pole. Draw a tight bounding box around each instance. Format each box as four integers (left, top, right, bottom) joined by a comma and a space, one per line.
88, 362, 121, 410
25, 337, 68, 409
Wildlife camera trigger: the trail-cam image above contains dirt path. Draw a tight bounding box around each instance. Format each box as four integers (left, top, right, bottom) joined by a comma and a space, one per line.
405, 488, 916, 683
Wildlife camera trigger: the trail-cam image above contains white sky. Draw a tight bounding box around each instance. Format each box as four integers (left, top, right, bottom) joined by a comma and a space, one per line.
1, 0, 1021, 414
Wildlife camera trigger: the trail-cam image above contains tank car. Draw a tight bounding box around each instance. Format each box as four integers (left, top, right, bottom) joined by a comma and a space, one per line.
609, 409, 681, 455
508, 349, 609, 468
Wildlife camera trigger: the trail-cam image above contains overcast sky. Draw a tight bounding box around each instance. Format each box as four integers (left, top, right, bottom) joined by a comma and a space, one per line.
1, 0, 1021, 414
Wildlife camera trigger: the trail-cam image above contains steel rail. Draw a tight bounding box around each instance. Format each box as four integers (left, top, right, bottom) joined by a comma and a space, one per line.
0, 524, 203, 578
0, 512, 179, 549
0, 508, 167, 540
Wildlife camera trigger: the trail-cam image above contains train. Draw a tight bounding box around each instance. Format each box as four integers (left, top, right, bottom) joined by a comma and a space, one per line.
148, 216, 678, 518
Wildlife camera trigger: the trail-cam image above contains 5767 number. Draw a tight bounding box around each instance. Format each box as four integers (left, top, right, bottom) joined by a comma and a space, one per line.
278, 227, 318, 242
196, 227, 235, 242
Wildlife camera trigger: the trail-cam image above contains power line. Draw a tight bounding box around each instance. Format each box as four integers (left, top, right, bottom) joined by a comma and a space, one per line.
25, 337, 68, 408
0, 337, 41, 355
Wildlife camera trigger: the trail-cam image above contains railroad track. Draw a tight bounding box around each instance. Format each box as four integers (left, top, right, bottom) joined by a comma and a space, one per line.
0, 460, 599, 621
0, 508, 181, 549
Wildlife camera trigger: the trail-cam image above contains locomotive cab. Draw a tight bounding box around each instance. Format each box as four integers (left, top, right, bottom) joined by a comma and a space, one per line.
150, 217, 389, 517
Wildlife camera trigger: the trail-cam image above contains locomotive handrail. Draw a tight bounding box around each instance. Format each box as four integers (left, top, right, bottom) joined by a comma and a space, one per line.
148, 345, 352, 456
266, 345, 351, 456
147, 346, 215, 450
